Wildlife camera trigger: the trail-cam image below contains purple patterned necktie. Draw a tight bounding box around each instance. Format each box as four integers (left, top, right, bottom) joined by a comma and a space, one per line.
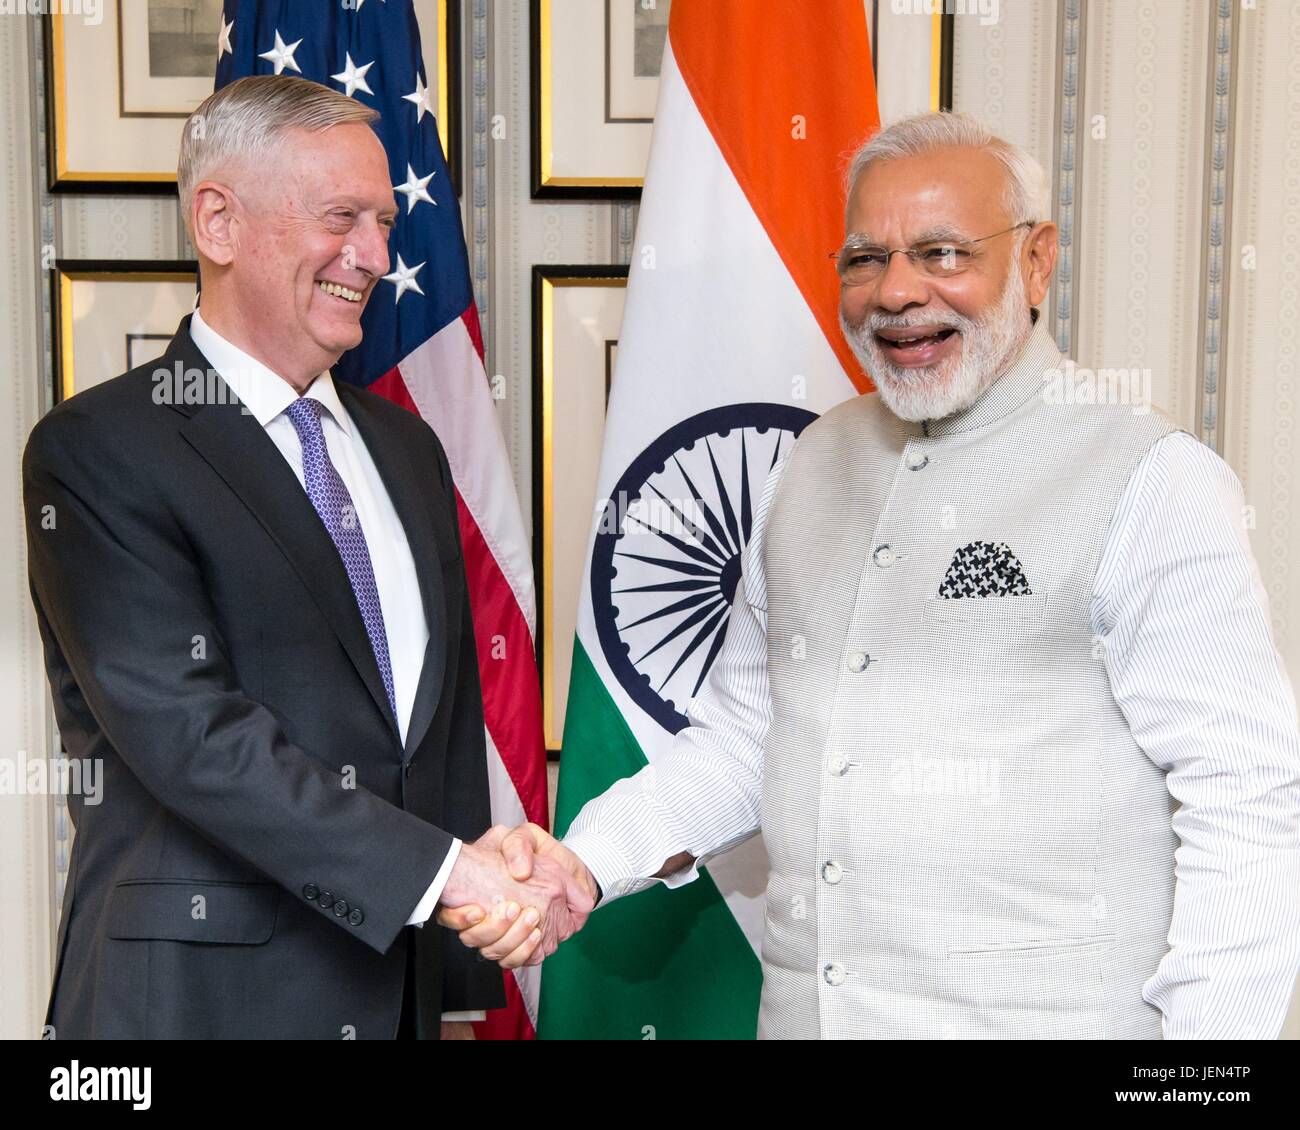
284, 397, 397, 723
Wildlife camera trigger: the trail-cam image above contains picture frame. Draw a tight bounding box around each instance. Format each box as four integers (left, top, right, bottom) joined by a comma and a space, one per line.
531, 0, 670, 199
52, 260, 198, 402
433, 0, 464, 197
531, 265, 629, 757
936, 6, 954, 112
45, 5, 195, 193
45, 0, 464, 195
117, 0, 225, 120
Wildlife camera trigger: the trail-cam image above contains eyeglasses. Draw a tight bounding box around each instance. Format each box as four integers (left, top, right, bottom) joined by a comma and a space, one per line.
829, 222, 1035, 286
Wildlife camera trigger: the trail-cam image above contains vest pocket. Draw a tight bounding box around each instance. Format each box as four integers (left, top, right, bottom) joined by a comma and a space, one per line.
943, 933, 1115, 1038
921, 591, 1048, 626
946, 933, 1115, 960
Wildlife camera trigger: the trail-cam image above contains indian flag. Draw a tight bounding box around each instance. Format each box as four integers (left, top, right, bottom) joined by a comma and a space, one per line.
539, 0, 879, 1039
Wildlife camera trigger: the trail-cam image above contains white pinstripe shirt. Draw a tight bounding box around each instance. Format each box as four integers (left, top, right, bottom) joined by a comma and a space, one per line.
563, 430, 1300, 1039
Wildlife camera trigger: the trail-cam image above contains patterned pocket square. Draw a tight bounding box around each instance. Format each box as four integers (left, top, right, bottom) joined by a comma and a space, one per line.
938, 541, 1033, 599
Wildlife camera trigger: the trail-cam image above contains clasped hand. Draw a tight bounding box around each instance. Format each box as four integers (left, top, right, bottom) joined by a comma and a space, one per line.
437, 824, 596, 968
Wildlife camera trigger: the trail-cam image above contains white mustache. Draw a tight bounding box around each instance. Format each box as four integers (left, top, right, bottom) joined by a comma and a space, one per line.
866, 310, 973, 335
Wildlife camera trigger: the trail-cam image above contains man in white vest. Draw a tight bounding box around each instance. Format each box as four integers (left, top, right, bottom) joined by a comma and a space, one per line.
445, 113, 1300, 1039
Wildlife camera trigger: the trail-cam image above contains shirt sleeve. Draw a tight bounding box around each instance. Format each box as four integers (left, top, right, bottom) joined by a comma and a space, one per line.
1092, 430, 1300, 1039
406, 839, 461, 926
561, 459, 786, 904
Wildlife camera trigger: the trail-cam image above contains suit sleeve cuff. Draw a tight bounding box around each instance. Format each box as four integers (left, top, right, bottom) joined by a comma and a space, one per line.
407, 838, 462, 926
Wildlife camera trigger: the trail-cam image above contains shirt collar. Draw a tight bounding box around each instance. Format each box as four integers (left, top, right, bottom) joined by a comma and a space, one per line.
189, 306, 351, 437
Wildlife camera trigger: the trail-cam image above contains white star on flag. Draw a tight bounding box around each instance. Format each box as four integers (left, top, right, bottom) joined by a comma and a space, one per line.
403, 72, 434, 124
217, 16, 233, 60
331, 53, 376, 99
258, 31, 302, 75
394, 164, 437, 213
383, 254, 426, 303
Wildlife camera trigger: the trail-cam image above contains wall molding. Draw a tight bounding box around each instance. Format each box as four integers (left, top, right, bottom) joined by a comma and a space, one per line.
1196, 0, 1239, 453
1052, 0, 1085, 357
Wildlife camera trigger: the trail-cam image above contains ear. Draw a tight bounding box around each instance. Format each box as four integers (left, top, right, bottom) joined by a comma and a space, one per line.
1020, 221, 1058, 308
190, 180, 240, 268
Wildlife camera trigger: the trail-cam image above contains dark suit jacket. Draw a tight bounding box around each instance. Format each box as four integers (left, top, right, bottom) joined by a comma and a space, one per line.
23, 317, 504, 1038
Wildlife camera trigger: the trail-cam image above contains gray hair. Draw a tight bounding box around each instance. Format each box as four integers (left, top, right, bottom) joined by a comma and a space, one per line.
845, 111, 1050, 230
177, 75, 380, 239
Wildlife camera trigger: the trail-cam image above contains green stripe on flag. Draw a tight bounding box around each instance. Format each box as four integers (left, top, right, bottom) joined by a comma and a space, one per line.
537, 640, 763, 1040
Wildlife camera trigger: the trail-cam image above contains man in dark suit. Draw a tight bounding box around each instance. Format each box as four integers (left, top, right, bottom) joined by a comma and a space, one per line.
23, 75, 589, 1040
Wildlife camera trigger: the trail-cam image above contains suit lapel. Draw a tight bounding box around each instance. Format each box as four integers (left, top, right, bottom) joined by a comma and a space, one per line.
335, 382, 448, 760
167, 323, 402, 744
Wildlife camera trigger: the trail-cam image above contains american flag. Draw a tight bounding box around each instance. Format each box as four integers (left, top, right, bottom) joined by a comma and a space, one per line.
214, 0, 548, 1039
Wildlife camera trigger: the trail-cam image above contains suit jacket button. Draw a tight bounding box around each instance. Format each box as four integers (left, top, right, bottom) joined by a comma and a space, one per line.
404, 762, 414, 777
303, 883, 320, 901
333, 899, 350, 917
348, 908, 364, 927
318, 891, 335, 909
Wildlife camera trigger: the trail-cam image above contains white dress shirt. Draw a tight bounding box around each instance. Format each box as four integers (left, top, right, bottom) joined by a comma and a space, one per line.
563, 429, 1300, 1039
188, 312, 477, 1021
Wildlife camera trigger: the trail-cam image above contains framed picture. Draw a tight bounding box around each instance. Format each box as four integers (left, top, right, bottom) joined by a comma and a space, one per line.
45, 4, 199, 192
52, 261, 198, 402
118, 0, 225, 118
605, 0, 668, 122
532, 265, 629, 757
531, 0, 671, 199
45, 1, 463, 194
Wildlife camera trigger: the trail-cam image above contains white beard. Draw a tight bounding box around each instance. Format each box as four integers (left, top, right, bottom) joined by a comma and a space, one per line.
839, 267, 1033, 423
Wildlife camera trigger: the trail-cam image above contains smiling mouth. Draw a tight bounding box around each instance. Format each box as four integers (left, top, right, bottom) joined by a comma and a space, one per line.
876, 327, 958, 351
317, 280, 364, 303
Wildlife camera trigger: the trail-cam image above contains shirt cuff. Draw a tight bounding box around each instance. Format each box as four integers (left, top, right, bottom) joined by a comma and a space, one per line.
441, 1011, 487, 1022
406, 838, 462, 927
561, 830, 701, 906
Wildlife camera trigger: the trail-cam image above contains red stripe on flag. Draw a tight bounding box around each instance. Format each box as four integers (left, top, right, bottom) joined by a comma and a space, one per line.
368, 367, 421, 413
455, 489, 549, 829
461, 305, 486, 363
472, 962, 537, 1040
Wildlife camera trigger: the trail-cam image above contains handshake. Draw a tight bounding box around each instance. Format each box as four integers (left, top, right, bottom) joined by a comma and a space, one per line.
436, 824, 597, 968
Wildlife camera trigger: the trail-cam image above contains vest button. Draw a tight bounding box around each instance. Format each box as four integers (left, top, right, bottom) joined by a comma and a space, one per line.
823, 962, 846, 987
827, 755, 849, 776
873, 544, 897, 568
906, 451, 929, 471
821, 861, 843, 885
846, 650, 870, 673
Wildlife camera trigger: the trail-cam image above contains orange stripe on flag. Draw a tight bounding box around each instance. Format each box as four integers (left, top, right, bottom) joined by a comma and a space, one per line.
670, 0, 879, 394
